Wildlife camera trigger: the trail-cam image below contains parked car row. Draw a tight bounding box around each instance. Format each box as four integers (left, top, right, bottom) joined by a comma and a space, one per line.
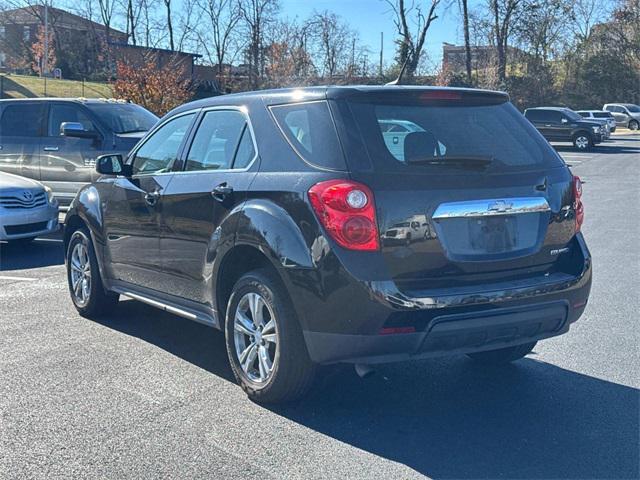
524, 103, 639, 151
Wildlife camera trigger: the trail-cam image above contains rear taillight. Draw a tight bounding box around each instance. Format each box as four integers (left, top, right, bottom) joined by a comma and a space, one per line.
308, 180, 379, 251
573, 176, 584, 232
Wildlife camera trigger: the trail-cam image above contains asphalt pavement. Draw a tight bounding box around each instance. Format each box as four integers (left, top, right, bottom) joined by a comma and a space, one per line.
1, 134, 638, 479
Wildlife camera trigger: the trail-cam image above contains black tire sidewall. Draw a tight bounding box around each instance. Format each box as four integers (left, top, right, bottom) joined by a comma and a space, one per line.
629, 120, 639, 131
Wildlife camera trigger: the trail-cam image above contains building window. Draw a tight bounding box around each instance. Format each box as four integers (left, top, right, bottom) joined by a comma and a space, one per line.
0, 26, 5, 40
0, 52, 6, 67
23, 26, 30, 42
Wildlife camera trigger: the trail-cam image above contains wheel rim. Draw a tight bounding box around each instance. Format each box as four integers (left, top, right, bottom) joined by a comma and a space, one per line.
576, 136, 588, 149
233, 292, 278, 383
70, 239, 91, 307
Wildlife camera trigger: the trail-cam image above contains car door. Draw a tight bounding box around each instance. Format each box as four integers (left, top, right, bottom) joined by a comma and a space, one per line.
103, 111, 197, 291
0, 102, 44, 181
544, 111, 567, 140
40, 102, 105, 209
608, 106, 627, 126
160, 107, 259, 304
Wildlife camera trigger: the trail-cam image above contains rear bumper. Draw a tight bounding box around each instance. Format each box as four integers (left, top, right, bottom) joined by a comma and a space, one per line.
294, 234, 592, 365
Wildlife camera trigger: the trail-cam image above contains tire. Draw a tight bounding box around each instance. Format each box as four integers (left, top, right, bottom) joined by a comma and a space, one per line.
225, 268, 316, 403
572, 132, 592, 151
66, 227, 119, 318
467, 341, 537, 364
629, 120, 639, 131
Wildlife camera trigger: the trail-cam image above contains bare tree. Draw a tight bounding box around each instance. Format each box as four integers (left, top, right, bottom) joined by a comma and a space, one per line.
385, 0, 440, 77
309, 10, 350, 78
239, 0, 279, 88
163, 0, 174, 50
198, 0, 242, 74
488, 0, 521, 82
459, 0, 472, 82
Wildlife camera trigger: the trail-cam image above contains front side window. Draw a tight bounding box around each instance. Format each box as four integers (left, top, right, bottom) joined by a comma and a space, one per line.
48, 104, 96, 136
132, 113, 195, 175
185, 110, 254, 171
0, 104, 42, 137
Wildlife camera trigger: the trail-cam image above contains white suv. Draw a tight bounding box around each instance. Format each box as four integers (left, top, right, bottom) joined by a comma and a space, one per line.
603, 103, 640, 130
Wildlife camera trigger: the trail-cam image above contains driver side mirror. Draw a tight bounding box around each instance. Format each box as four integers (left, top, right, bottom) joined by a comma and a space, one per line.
61, 122, 99, 139
96, 154, 129, 176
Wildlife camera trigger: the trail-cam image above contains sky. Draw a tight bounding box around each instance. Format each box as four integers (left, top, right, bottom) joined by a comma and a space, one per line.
278, 0, 468, 72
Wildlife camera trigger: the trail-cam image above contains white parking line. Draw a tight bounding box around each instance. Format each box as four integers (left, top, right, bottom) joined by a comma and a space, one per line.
0, 275, 38, 281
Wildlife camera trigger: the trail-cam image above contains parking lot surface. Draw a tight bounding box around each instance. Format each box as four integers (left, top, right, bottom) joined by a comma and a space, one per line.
1, 134, 639, 479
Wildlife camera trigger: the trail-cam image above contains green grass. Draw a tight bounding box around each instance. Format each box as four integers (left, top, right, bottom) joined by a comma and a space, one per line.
0, 74, 112, 99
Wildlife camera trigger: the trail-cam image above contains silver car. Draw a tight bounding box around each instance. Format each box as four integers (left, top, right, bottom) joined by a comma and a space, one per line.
0, 172, 59, 243
603, 103, 640, 130
577, 110, 617, 133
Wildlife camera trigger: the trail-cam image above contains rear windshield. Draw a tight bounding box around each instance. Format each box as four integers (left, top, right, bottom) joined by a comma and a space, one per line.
86, 103, 159, 134
346, 98, 563, 173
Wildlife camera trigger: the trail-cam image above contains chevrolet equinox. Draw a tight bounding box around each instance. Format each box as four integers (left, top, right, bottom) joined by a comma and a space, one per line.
64, 86, 592, 403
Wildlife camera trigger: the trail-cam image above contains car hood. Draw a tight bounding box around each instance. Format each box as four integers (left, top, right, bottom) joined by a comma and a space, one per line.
0, 172, 43, 192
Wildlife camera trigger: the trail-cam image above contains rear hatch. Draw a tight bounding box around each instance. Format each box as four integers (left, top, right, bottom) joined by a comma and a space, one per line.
331, 89, 577, 287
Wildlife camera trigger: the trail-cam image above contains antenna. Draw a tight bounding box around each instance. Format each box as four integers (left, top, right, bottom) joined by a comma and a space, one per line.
385, 55, 410, 86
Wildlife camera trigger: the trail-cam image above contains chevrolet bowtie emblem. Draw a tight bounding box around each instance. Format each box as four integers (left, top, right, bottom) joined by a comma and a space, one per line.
488, 200, 513, 212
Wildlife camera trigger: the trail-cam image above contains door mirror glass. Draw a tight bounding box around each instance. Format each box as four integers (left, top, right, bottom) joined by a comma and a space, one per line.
96, 154, 126, 175
61, 122, 98, 139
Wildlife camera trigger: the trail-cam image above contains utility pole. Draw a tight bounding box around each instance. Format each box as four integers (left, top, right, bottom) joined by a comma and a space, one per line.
379, 32, 383, 78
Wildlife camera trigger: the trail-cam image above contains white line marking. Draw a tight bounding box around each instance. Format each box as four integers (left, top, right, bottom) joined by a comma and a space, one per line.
0, 275, 38, 281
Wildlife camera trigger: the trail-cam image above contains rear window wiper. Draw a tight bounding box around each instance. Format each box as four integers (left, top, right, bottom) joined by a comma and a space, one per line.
406, 155, 494, 168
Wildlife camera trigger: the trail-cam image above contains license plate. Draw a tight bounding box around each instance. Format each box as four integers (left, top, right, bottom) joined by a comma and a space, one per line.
468, 216, 518, 253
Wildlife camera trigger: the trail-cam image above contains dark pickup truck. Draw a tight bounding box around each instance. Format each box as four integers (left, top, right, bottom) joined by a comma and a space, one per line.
524, 107, 605, 151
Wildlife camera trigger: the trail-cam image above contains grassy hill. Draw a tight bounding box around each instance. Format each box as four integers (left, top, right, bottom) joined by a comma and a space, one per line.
0, 74, 112, 99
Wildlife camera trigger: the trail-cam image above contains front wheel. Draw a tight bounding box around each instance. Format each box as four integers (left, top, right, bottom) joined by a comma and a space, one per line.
225, 269, 316, 403
66, 228, 119, 318
573, 133, 592, 151
466, 342, 537, 364
629, 120, 639, 131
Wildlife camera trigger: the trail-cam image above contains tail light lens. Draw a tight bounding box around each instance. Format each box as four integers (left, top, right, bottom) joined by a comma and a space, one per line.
573, 176, 584, 232
308, 180, 379, 251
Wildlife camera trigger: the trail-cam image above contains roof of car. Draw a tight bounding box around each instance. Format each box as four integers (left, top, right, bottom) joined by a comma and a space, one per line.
169, 85, 509, 116
0, 97, 130, 104
525, 106, 573, 112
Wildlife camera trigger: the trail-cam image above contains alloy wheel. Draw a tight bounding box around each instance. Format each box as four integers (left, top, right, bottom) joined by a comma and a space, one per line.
233, 292, 278, 383
70, 240, 91, 307
575, 135, 589, 150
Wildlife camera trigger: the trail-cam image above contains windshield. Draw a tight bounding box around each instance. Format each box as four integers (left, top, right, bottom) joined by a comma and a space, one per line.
624, 104, 640, 113
86, 103, 159, 134
345, 98, 563, 173
564, 109, 583, 121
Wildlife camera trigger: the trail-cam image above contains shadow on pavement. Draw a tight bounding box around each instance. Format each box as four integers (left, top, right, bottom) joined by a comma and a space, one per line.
0, 238, 65, 271
93, 299, 639, 479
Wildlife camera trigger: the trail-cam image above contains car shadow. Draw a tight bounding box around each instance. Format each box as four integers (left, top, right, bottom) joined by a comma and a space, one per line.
0, 238, 65, 271
94, 300, 639, 479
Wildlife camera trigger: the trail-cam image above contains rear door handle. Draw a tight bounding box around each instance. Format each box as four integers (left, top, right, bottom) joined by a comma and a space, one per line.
144, 190, 160, 206
211, 183, 233, 202
43, 146, 59, 152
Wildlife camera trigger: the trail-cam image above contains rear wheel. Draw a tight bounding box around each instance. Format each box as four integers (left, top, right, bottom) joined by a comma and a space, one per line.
467, 342, 537, 364
572, 132, 592, 151
629, 120, 639, 131
66, 228, 119, 318
225, 269, 316, 403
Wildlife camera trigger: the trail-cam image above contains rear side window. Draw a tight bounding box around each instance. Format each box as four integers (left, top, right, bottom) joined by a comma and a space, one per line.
0, 104, 42, 137
346, 99, 562, 173
593, 112, 612, 118
577, 112, 589, 118
270, 101, 346, 170
186, 110, 255, 171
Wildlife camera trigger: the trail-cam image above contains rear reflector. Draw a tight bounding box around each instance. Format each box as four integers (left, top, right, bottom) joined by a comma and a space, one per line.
379, 327, 416, 335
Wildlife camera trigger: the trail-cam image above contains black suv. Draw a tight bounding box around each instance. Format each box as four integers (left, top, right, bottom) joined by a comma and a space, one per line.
524, 107, 604, 151
64, 87, 592, 403
0, 98, 158, 209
